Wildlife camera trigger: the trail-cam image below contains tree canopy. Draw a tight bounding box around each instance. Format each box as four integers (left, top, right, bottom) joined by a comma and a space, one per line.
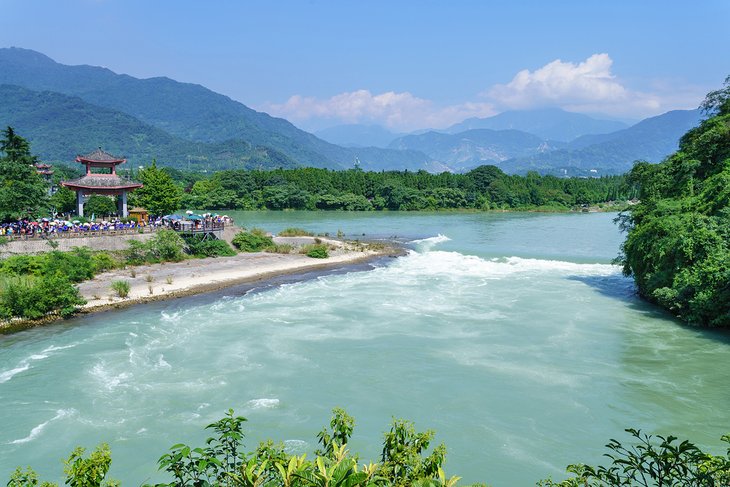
618, 76, 730, 327
0, 126, 48, 221
130, 160, 182, 216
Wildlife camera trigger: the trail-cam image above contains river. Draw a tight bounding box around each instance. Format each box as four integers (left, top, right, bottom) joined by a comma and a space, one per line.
1, 212, 729, 486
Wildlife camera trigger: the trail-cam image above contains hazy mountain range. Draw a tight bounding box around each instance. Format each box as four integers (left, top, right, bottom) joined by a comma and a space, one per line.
0, 47, 704, 175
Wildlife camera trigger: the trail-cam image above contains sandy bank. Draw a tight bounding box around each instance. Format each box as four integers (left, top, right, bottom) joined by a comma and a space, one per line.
76, 237, 400, 314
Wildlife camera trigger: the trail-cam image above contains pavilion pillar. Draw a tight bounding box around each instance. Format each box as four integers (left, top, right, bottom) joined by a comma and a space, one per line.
76, 191, 84, 217
118, 191, 128, 217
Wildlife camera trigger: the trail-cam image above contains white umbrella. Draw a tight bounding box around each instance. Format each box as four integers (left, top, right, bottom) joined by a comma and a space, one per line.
186, 210, 194, 215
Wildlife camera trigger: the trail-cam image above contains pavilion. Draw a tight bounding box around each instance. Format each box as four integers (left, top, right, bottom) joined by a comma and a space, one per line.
61, 148, 143, 218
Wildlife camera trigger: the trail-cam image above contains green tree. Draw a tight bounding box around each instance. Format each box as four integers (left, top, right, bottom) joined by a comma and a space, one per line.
132, 160, 182, 216
84, 195, 117, 217
0, 127, 49, 221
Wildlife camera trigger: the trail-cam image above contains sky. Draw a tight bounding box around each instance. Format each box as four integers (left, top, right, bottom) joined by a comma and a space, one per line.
1, 0, 728, 132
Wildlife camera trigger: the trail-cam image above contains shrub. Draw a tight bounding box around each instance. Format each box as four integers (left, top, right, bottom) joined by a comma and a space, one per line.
231, 229, 274, 252
0, 274, 85, 319
41, 248, 96, 283
182, 235, 237, 258
270, 243, 293, 254
111, 280, 130, 298
302, 243, 329, 259
125, 230, 187, 265
278, 227, 314, 237
91, 252, 118, 273
147, 230, 187, 262
0, 254, 43, 276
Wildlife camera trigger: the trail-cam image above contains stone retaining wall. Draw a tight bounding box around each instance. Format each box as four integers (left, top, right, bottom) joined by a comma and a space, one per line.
0, 233, 155, 257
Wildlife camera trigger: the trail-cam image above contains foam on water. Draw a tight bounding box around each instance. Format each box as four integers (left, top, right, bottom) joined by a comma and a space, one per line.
410, 233, 451, 251
246, 398, 280, 410
0, 351, 55, 384
0, 364, 30, 384
9, 409, 75, 444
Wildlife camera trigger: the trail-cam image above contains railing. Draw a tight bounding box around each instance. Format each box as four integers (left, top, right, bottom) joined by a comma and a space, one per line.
1, 221, 227, 241
1, 226, 158, 240
171, 222, 226, 234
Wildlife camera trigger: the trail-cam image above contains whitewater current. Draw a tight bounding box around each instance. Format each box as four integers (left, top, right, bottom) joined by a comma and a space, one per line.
1, 212, 729, 486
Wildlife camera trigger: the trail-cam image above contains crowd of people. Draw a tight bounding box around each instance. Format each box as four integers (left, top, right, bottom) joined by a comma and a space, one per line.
0, 214, 232, 239
0, 218, 148, 238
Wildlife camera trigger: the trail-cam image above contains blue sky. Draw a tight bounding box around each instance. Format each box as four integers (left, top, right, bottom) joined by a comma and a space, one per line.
2, 0, 728, 131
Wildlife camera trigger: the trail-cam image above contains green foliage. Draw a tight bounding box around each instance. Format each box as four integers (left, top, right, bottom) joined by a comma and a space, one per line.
7, 466, 57, 487
173, 166, 632, 213
49, 186, 77, 215
40, 248, 96, 283
84, 196, 116, 217
182, 234, 237, 258
231, 229, 275, 252
316, 407, 355, 459
303, 243, 329, 259
155, 409, 248, 487
0, 274, 86, 319
618, 78, 730, 326
278, 227, 314, 237
125, 230, 187, 264
538, 429, 730, 486
90, 252, 119, 273
380, 419, 446, 487
145, 408, 452, 487
64, 444, 119, 487
0, 126, 49, 221
132, 161, 183, 217
110, 280, 130, 298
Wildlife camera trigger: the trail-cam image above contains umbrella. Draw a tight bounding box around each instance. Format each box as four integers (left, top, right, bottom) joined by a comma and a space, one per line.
41, 218, 49, 222
72, 220, 80, 224
187, 215, 203, 220
186, 210, 194, 215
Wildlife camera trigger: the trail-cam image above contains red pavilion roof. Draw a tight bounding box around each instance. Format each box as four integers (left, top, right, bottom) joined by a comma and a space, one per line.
61, 174, 142, 191
76, 148, 126, 165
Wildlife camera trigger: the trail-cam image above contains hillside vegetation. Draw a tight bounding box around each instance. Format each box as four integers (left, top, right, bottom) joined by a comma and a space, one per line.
618, 77, 730, 327
0, 48, 432, 172
0, 84, 298, 170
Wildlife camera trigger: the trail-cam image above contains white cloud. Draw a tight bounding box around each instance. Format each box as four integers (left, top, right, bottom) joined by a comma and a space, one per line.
264, 90, 496, 132
485, 54, 678, 117
262, 54, 704, 132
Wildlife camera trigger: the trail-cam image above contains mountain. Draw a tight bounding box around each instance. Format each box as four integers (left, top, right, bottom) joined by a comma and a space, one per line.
0, 84, 298, 170
314, 124, 402, 148
0, 47, 432, 172
499, 109, 704, 175
445, 108, 628, 142
388, 129, 564, 172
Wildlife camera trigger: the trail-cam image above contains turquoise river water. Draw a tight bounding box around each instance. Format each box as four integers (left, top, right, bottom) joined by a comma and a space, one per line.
1, 212, 729, 486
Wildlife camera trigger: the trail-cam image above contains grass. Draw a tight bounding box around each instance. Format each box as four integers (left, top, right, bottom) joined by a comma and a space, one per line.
110, 280, 131, 298
278, 227, 314, 237
301, 243, 329, 259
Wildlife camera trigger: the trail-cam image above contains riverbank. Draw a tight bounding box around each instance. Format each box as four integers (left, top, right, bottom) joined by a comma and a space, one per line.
0, 237, 402, 334
78, 237, 400, 312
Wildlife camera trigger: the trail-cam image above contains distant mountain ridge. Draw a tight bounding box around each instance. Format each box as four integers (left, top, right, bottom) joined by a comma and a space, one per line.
0, 47, 705, 176
0, 47, 433, 172
388, 129, 564, 172
0, 84, 298, 170
499, 109, 703, 174
314, 124, 403, 148
446, 108, 629, 142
